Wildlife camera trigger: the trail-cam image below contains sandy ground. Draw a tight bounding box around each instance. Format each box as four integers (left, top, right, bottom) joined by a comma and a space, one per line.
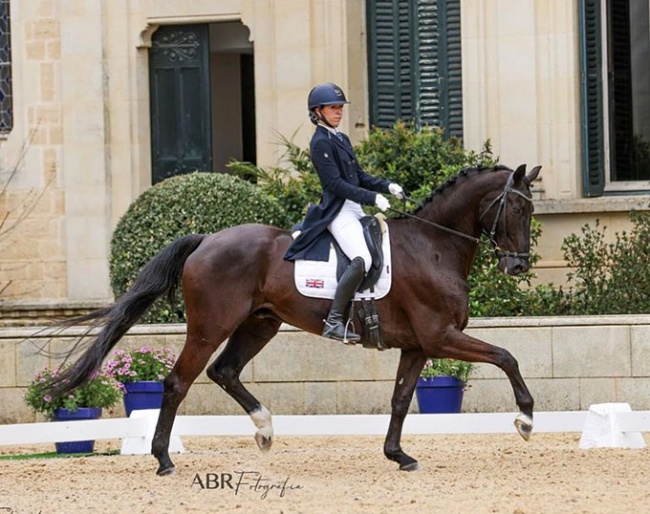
1, 433, 649, 514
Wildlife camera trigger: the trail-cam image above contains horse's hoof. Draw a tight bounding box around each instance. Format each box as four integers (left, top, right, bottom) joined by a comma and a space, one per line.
156, 465, 176, 476
255, 431, 273, 452
514, 413, 533, 441
400, 461, 421, 472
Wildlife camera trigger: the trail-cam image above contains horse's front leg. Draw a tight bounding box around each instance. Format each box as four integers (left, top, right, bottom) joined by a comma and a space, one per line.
442, 330, 534, 440
384, 349, 428, 471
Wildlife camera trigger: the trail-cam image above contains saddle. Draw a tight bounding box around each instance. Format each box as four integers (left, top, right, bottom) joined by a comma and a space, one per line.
335, 216, 386, 350
292, 215, 389, 351
333, 215, 384, 292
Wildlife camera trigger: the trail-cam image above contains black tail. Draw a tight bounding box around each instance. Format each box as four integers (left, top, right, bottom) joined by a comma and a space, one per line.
48, 234, 205, 397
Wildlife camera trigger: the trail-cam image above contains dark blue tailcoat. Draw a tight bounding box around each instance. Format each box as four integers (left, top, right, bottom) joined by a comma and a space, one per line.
284, 125, 391, 262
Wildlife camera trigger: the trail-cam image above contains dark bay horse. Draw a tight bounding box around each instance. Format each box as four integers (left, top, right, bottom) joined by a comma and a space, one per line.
50, 163, 541, 475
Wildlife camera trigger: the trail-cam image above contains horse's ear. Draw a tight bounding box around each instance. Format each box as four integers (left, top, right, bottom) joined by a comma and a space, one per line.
513, 164, 527, 183
527, 165, 542, 183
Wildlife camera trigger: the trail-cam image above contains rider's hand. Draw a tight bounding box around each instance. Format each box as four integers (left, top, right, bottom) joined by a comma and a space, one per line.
375, 193, 390, 212
388, 183, 405, 200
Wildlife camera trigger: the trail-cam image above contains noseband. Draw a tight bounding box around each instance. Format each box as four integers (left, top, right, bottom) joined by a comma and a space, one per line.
479, 172, 533, 260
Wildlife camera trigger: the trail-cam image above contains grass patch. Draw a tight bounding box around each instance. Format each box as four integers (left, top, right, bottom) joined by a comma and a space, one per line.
0, 449, 120, 460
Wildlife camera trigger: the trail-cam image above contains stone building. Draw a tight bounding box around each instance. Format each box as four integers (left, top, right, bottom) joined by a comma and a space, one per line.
1, 0, 649, 312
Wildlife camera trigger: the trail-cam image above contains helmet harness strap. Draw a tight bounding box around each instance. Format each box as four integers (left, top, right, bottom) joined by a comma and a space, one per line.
310, 107, 336, 129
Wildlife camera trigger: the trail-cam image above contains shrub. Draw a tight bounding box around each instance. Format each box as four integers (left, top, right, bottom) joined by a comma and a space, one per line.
476, 209, 650, 317
229, 122, 497, 225
360, 127, 549, 317
110, 172, 291, 323
420, 358, 474, 384
231, 123, 549, 318
355, 121, 495, 200
105, 347, 176, 386
228, 133, 320, 225
556, 211, 650, 314
25, 365, 122, 419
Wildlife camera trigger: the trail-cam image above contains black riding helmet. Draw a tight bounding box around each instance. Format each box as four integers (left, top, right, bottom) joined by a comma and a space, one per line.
307, 83, 349, 125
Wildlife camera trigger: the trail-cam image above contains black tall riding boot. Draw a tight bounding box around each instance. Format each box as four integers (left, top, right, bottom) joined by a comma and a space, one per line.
322, 257, 365, 343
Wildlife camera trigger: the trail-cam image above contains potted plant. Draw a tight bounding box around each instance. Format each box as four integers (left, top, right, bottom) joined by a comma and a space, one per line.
24, 365, 122, 453
415, 358, 474, 414
105, 346, 176, 416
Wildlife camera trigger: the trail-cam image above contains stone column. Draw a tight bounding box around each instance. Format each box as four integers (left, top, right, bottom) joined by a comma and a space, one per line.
461, 0, 581, 199
60, 1, 112, 300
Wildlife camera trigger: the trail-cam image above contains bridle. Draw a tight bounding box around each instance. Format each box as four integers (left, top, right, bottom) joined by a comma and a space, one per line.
478, 171, 534, 259
388, 171, 533, 259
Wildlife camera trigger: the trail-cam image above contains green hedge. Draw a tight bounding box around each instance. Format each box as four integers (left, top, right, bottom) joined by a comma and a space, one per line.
230, 123, 546, 317
552, 211, 650, 314
229, 121, 496, 224
355, 121, 494, 201
109, 172, 290, 323
111, 125, 650, 322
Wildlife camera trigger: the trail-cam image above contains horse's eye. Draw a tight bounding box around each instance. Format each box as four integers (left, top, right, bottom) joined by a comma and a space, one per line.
512, 207, 522, 215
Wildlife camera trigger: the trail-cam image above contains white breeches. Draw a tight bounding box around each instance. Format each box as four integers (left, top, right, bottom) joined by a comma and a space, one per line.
328, 200, 372, 272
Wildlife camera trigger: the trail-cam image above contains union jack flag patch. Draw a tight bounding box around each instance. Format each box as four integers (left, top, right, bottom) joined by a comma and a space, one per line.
305, 278, 325, 289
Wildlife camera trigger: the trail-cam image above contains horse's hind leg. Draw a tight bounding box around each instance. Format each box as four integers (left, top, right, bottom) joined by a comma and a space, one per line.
207, 315, 281, 452
152, 325, 236, 476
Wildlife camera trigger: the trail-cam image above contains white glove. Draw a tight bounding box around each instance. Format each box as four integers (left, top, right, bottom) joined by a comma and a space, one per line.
388, 183, 405, 200
375, 193, 390, 212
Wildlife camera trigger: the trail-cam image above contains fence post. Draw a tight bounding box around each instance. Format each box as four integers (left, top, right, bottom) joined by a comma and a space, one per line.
579, 403, 646, 449
120, 409, 185, 455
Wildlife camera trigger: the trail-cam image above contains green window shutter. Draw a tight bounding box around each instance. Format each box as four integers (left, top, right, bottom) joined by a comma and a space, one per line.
0, 0, 13, 133
579, 0, 605, 197
413, 0, 439, 127
441, 0, 463, 138
367, 0, 462, 138
367, 0, 413, 125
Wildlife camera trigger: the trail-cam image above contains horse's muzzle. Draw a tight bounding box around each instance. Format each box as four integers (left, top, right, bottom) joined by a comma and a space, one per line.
498, 256, 529, 276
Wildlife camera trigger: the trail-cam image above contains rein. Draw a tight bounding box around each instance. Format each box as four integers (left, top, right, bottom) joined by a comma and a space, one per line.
390, 172, 533, 257
387, 204, 481, 244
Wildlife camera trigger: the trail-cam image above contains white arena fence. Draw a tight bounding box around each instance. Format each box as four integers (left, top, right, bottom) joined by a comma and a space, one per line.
0, 404, 649, 455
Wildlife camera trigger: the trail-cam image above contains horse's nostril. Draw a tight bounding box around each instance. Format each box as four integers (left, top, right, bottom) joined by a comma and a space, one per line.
512, 262, 529, 275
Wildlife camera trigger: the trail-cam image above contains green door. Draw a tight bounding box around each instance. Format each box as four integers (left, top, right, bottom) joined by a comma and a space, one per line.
149, 24, 212, 184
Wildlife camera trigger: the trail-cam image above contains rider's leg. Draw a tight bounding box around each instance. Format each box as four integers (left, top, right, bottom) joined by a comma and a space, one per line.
322, 256, 366, 341
324, 203, 372, 342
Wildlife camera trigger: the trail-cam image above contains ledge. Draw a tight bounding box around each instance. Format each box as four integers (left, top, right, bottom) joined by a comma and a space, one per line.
534, 196, 650, 215
2, 315, 650, 339
466, 314, 650, 328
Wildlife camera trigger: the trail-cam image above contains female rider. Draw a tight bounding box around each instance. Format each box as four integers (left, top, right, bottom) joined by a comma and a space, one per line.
284, 83, 404, 343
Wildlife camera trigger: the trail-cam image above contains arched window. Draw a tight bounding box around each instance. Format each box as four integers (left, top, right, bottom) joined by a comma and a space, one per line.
0, 0, 12, 134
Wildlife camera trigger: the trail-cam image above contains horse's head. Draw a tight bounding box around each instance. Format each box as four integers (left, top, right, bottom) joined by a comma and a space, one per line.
479, 164, 541, 276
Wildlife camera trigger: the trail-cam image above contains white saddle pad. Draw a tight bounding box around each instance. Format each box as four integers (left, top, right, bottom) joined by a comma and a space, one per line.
294, 224, 392, 300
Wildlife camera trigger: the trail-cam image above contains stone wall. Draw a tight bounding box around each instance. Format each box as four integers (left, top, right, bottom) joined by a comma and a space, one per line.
2, 315, 649, 424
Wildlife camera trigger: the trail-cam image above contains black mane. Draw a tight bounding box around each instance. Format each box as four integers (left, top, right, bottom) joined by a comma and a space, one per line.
407, 164, 513, 216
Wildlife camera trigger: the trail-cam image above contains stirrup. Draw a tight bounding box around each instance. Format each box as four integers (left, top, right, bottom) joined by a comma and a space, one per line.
322, 319, 360, 344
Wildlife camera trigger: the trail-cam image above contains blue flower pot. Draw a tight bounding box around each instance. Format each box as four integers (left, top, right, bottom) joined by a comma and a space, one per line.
123, 381, 164, 417
415, 376, 465, 413
53, 407, 102, 454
